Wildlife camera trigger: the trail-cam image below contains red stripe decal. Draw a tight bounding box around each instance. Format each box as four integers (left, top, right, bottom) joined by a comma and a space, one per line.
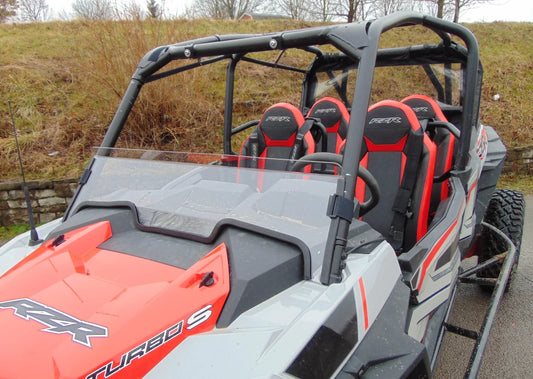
467, 182, 477, 202
359, 277, 369, 330
417, 219, 458, 292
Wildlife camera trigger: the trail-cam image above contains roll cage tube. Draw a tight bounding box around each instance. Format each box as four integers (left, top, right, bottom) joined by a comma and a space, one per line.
94, 12, 481, 285
224, 51, 316, 155
320, 12, 480, 284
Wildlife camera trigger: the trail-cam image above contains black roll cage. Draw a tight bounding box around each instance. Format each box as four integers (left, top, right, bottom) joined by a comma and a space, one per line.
95, 11, 482, 285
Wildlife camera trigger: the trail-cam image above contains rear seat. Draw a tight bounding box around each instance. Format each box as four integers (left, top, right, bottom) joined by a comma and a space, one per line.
307, 97, 349, 154
401, 95, 456, 211
238, 103, 316, 172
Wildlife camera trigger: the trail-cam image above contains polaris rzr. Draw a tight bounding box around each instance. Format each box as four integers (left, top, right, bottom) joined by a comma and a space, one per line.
0, 12, 526, 379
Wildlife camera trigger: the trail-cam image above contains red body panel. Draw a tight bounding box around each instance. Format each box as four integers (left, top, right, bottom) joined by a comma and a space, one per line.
0, 222, 230, 379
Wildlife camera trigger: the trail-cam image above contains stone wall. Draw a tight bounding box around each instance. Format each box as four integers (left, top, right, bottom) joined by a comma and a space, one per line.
503, 145, 533, 174
0, 146, 531, 227
0, 179, 77, 226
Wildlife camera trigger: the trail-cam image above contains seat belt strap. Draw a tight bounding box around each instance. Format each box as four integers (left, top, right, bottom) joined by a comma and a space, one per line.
249, 131, 259, 169
390, 129, 424, 251
286, 118, 314, 170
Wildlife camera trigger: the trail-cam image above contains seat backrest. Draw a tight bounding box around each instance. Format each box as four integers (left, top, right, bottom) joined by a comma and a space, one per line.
401, 95, 455, 209
239, 103, 315, 172
357, 100, 436, 252
307, 97, 349, 154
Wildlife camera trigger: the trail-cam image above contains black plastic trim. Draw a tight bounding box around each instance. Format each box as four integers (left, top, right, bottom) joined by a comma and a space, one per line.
66, 201, 312, 278
287, 292, 358, 379
337, 278, 430, 378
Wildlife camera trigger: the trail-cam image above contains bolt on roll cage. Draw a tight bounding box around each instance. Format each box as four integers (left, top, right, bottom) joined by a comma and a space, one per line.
96, 11, 482, 285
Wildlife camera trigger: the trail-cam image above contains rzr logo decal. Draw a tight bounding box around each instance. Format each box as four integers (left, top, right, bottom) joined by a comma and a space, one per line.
368, 117, 402, 125
86, 304, 213, 379
411, 106, 430, 114
86, 321, 184, 379
314, 107, 337, 115
0, 298, 108, 348
265, 116, 292, 123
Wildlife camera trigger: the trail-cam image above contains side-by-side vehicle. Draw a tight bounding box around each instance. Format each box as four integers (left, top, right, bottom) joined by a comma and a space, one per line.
0, 12, 525, 378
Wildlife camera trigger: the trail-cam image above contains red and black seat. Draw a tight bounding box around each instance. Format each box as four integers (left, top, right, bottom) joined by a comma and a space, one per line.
238, 103, 315, 172
357, 100, 436, 252
307, 97, 349, 154
401, 95, 456, 210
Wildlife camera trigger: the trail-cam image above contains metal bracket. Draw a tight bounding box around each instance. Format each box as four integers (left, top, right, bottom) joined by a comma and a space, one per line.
327, 194, 354, 222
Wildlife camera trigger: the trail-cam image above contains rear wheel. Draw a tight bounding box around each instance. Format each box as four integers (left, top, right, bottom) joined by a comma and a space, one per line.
477, 189, 525, 291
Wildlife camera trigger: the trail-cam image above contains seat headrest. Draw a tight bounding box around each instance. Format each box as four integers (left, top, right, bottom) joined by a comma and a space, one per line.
259, 103, 304, 142
365, 100, 421, 145
308, 97, 349, 136
401, 95, 447, 121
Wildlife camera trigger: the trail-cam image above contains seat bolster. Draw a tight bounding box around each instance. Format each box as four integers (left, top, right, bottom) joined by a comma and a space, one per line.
415, 134, 437, 241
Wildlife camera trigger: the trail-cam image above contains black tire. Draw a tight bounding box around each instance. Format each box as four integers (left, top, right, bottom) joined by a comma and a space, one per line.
477, 189, 525, 291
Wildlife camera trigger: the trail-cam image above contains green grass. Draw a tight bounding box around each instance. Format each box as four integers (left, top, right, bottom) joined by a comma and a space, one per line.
498, 172, 533, 195
0, 224, 31, 245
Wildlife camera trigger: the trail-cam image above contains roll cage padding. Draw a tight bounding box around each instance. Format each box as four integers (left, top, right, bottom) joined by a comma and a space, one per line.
238, 103, 315, 172
307, 97, 349, 154
401, 95, 456, 210
357, 100, 436, 252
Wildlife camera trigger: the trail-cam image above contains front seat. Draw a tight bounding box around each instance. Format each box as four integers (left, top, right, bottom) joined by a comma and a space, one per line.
356, 100, 437, 252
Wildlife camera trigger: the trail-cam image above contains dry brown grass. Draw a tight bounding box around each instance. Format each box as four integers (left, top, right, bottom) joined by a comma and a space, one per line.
470, 22, 533, 147
0, 19, 531, 181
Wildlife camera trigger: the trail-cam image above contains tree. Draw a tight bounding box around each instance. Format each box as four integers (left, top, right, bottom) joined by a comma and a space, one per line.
146, 0, 160, 18
418, 0, 453, 19
119, 0, 143, 20
0, 0, 18, 22
309, 0, 335, 22
19, 0, 49, 22
272, 0, 309, 20
335, 0, 367, 23
451, 0, 494, 22
72, 0, 113, 20
368, 0, 406, 17
192, 0, 262, 19
413, 0, 493, 22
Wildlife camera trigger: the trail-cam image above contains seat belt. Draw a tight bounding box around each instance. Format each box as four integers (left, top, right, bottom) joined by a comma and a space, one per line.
286, 118, 315, 170
249, 130, 259, 169
389, 129, 424, 252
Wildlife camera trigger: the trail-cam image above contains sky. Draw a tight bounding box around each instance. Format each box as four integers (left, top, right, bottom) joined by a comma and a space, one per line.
46, 0, 193, 19
461, 0, 533, 22
45, 0, 533, 23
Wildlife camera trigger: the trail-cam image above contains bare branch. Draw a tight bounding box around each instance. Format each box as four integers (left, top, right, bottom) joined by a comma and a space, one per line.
72, 0, 113, 20
19, 0, 49, 22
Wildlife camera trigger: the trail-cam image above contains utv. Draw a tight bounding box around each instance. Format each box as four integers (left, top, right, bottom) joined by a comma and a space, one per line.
0, 11, 525, 379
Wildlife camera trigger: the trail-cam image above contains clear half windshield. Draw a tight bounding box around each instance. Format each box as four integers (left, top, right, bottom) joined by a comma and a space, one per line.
71, 149, 341, 272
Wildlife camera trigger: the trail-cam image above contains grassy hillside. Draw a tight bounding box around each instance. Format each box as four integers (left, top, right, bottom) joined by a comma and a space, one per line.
0, 18, 532, 181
